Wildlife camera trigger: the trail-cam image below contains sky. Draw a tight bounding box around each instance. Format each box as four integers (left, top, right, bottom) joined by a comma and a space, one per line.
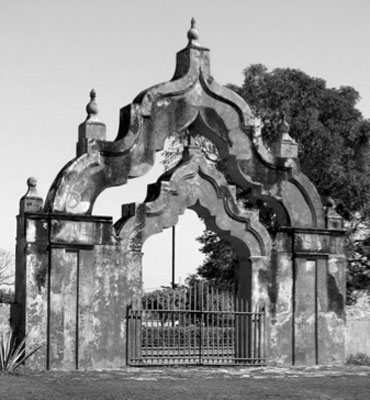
1, 0, 370, 289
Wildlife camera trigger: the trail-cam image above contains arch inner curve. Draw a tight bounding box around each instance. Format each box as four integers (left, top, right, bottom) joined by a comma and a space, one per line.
115, 148, 272, 301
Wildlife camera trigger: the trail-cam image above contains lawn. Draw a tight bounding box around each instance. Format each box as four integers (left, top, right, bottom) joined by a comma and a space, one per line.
1, 367, 370, 400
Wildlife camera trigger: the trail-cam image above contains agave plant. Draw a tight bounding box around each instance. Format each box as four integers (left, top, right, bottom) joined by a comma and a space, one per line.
0, 329, 40, 373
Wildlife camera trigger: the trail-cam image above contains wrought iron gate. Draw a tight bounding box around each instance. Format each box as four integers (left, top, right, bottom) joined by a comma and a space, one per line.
127, 281, 266, 366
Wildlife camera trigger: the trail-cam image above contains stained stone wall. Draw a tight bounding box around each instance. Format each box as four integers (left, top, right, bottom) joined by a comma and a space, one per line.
346, 294, 370, 358
13, 208, 142, 370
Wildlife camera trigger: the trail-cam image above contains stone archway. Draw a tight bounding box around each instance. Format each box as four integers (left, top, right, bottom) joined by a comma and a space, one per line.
14, 20, 346, 370
116, 145, 272, 309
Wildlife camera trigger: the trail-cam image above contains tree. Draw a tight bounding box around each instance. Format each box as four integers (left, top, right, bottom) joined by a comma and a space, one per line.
229, 65, 370, 212
195, 231, 237, 290
0, 249, 14, 303
195, 65, 370, 303
0, 249, 14, 287
345, 214, 370, 303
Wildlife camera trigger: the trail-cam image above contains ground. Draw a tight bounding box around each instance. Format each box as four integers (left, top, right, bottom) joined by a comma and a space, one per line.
1, 366, 370, 399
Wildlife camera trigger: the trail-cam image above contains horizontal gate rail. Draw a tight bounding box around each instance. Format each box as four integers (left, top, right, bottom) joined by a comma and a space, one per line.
127, 281, 266, 366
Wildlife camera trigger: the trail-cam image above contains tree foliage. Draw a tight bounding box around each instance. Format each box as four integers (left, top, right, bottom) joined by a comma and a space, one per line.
195, 231, 237, 290
229, 64, 370, 212
0, 249, 14, 287
345, 214, 370, 303
0, 249, 14, 303
194, 65, 370, 303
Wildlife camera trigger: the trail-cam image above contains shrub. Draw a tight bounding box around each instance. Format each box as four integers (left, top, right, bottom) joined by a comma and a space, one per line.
142, 326, 236, 347
346, 353, 370, 366
0, 329, 40, 373
0, 288, 14, 304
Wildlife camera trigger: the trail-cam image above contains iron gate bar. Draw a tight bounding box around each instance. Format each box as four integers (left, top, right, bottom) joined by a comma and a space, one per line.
127, 281, 266, 366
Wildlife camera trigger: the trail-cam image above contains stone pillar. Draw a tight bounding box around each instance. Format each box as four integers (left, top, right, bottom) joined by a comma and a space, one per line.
292, 227, 346, 365
12, 178, 48, 369
248, 255, 270, 362
48, 248, 78, 370
248, 231, 295, 366
76, 246, 142, 369
293, 257, 317, 365
268, 231, 294, 365
316, 255, 346, 364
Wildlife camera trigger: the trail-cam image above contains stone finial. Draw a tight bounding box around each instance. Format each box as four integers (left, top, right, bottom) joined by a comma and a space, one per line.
277, 114, 296, 144
271, 114, 298, 159
325, 197, 344, 230
86, 89, 99, 122
325, 197, 335, 209
20, 177, 44, 213
278, 115, 291, 137
187, 18, 200, 47
27, 177, 37, 190
77, 89, 106, 156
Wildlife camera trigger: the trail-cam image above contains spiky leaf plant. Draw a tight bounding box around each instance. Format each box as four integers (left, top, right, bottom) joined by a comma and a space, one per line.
0, 329, 40, 373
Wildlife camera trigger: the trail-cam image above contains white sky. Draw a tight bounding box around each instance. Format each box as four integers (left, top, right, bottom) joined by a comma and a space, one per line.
1, 0, 370, 289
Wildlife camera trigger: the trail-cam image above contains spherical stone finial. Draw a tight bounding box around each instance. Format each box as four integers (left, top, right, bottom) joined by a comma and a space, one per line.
326, 197, 335, 209
23, 176, 41, 199
187, 17, 200, 45
27, 177, 37, 188
20, 177, 43, 213
86, 89, 99, 121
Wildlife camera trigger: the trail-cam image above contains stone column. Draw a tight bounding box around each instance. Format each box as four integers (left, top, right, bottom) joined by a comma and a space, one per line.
268, 237, 294, 365
293, 257, 317, 365
12, 178, 48, 369
292, 225, 346, 365
316, 255, 346, 364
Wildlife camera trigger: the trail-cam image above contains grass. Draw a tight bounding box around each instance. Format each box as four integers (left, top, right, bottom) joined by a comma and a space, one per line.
1, 367, 370, 400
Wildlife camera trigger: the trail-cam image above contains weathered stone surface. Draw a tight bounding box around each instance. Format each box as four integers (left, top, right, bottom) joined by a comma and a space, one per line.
50, 217, 113, 245
267, 252, 294, 365
78, 247, 141, 369
317, 257, 346, 364
294, 259, 317, 365
49, 249, 78, 370
346, 299, 370, 357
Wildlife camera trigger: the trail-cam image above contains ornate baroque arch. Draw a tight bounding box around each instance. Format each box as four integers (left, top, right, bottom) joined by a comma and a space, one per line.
115, 148, 272, 260
44, 21, 324, 230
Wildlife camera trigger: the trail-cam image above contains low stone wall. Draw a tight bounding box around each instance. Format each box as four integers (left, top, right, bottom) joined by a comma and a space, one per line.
346, 298, 370, 358
0, 302, 11, 333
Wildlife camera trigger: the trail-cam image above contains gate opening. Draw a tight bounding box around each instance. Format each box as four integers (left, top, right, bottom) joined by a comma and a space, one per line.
141, 209, 204, 291
127, 280, 266, 366
130, 211, 266, 366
